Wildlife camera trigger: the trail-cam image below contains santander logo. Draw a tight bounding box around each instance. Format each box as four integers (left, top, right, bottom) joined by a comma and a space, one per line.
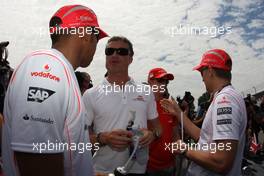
31, 64, 60, 82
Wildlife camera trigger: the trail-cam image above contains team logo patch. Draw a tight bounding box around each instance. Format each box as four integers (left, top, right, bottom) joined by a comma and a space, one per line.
44, 64, 51, 72
217, 107, 232, 115
22, 114, 54, 124
30, 64, 60, 82
217, 119, 232, 125
27, 87, 55, 103
217, 96, 231, 105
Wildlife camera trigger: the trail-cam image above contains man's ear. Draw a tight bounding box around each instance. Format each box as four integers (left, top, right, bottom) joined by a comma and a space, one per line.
128, 56, 133, 64
208, 67, 215, 77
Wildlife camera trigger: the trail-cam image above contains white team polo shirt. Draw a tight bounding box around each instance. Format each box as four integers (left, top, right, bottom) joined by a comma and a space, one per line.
2, 49, 94, 176
187, 85, 247, 176
83, 78, 158, 174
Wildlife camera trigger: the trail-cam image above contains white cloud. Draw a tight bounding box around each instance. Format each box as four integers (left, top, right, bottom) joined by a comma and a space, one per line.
1, 0, 263, 100
248, 19, 263, 29
251, 39, 264, 50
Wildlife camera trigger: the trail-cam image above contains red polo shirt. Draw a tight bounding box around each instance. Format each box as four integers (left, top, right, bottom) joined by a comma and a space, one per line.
147, 100, 178, 171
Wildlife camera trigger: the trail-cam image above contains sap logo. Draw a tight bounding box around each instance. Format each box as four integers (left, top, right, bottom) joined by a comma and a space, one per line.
27, 87, 55, 103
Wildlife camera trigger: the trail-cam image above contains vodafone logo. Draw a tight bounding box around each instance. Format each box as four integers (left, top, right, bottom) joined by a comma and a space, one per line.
31, 72, 60, 82
31, 64, 60, 82
44, 64, 51, 72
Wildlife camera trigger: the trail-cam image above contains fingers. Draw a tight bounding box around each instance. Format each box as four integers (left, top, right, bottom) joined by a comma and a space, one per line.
112, 129, 133, 137
160, 100, 175, 113
106, 129, 133, 150
139, 129, 154, 147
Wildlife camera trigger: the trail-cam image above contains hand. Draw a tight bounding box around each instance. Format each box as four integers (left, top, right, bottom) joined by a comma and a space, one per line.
171, 139, 187, 155
160, 97, 182, 119
139, 129, 155, 148
102, 129, 133, 151
181, 100, 190, 115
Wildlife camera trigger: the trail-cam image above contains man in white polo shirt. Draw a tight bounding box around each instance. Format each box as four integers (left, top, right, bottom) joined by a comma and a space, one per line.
83, 36, 161, 175
2, 4, 108, 176
161, 49, 247, 176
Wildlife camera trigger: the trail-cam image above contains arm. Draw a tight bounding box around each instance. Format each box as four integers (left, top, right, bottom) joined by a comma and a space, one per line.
161, 98, 201, 141
83, 90, 133, 151
139, 91, 162, 147
185, 93, 244, 174
185, 139, 237, 174
172, 125, 180, 142
139, 118, 161, 147
89, 127, 133, 152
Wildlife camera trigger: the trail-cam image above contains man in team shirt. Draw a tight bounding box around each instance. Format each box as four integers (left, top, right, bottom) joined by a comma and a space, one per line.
161, 49, 247, 176
2, 4, 107, 176
146, 67, 179, 176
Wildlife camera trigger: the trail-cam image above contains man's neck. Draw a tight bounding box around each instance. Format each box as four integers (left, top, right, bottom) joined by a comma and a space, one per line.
212, 79, 231, 95
154, 93, 164, 101
52, 43, 79, 70
107, 73, 130, 86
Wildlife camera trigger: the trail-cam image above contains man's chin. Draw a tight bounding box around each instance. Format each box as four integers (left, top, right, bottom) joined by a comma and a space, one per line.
81, 59, 92, 68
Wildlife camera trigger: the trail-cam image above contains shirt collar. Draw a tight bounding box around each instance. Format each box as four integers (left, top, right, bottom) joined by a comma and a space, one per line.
103, 77, 137, 86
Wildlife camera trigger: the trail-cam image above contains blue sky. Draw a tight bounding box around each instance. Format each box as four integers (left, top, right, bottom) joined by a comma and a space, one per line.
1, 0, 263, 100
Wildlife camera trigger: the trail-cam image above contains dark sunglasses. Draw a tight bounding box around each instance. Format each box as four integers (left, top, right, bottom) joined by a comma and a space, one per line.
105, 48, 129, 56
200, 67, 208, 76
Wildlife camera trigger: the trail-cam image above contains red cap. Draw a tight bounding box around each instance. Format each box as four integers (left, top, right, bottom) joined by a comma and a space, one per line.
193, 49, 232, 71
148, 68, 174, 81
50, 5, 108, 40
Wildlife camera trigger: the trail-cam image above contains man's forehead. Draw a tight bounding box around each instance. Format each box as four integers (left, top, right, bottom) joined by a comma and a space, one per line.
107, 40, 129, 48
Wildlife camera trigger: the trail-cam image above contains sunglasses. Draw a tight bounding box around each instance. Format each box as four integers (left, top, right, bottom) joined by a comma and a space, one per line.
200, 67, 208, 76
105, 48, 129, 56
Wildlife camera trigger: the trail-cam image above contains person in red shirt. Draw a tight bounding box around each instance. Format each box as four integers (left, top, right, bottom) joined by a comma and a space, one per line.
146, 68, 180, 176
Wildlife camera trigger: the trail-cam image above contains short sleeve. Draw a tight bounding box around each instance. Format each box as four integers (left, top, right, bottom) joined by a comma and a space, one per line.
212, 93, 241, 141
83, 89, 95, 126
147, 90, 158, 120
10, 54, 69, 153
